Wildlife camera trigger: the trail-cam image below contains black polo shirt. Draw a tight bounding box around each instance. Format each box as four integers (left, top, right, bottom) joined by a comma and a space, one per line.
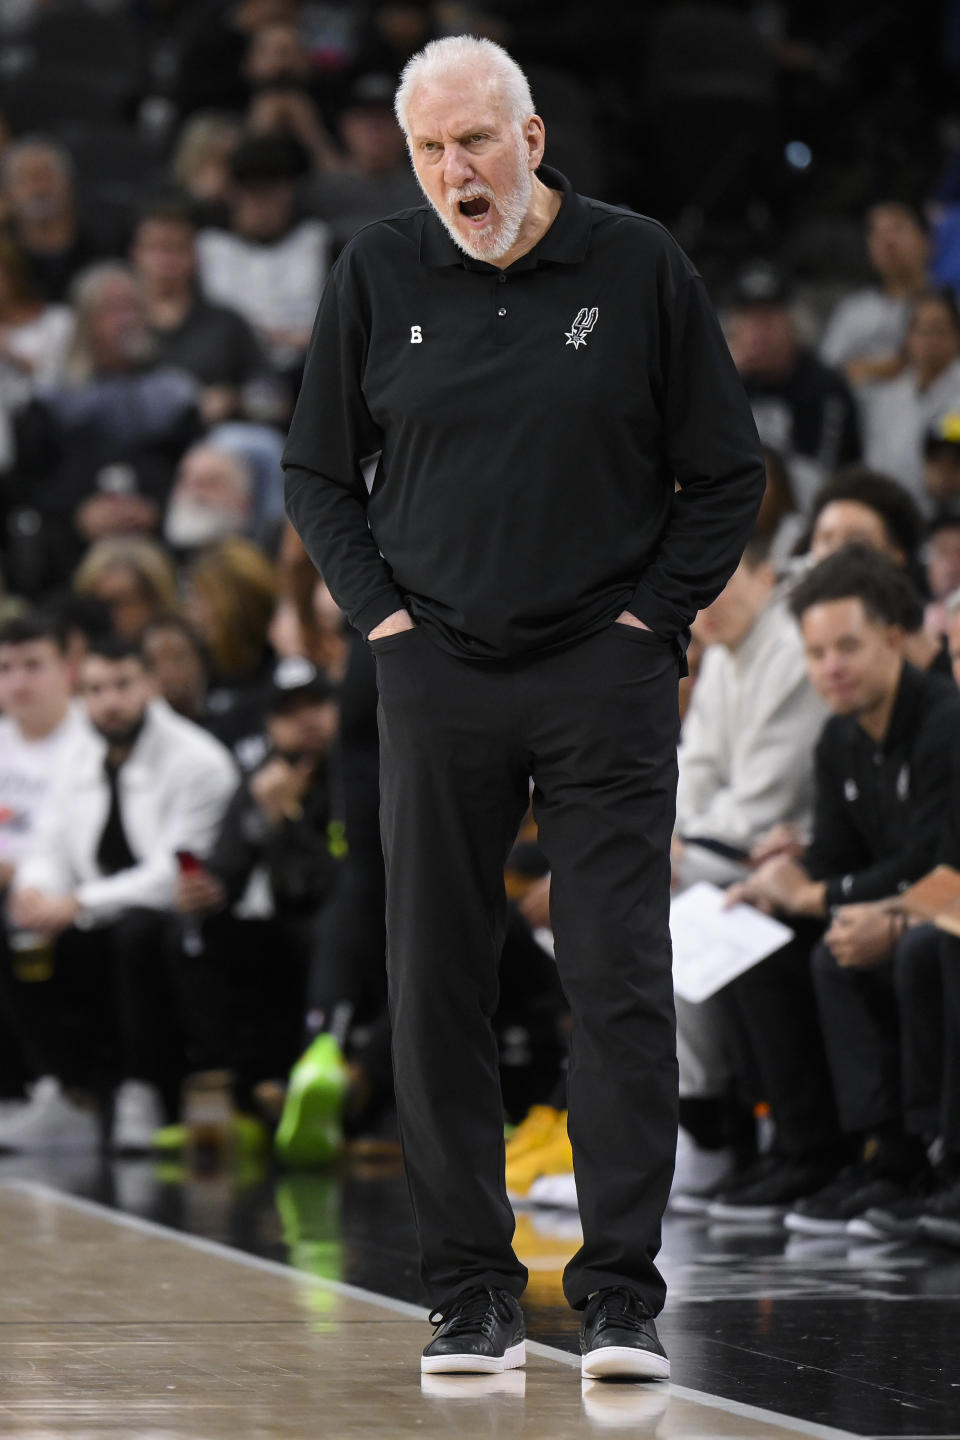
283, 165, 764, 658
805, 661, 960, 907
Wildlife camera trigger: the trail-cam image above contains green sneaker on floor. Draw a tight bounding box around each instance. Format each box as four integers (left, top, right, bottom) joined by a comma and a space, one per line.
274, 1034, 350, 1168
152, 1122, 189, 1153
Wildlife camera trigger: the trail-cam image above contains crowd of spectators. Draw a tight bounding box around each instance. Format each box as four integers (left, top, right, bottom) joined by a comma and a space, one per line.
1, 0, 960, 1255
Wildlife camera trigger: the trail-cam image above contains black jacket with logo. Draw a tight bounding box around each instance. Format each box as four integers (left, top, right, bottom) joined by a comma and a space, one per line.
283, 165, 764, 659
805, 662, 960, 908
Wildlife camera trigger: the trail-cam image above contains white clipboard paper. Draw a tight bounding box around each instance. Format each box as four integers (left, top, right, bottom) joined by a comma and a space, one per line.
670, 881, 794, 1004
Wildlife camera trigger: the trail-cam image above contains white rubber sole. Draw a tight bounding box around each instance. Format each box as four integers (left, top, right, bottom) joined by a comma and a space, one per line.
783, 1212, 851, 1236
581, 1345, 670, 1381
706, 1200, 787, 1223
421, 1340, 526, 1374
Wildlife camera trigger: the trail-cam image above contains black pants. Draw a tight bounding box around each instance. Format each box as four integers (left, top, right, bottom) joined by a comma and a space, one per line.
373, 621, 680, 1314
940, 935, 960, 1154
722, 922, 842, 1157
811, 925, 943, 1139
0, 910, 178, 1105
177, 912, 310, 1105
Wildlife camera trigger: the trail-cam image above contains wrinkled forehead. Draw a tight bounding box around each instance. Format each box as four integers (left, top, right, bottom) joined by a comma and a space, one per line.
405, 70, 517, 138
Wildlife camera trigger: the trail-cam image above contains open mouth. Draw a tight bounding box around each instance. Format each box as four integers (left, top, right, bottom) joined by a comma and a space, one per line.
459, 196, 491, 221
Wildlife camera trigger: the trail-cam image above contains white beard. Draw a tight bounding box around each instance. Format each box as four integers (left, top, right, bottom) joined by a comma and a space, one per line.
424, 136, 533, 263
164, 499, 244, 549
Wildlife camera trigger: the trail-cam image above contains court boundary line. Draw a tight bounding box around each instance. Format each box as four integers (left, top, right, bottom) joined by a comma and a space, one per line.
2, 1179, 862, 1440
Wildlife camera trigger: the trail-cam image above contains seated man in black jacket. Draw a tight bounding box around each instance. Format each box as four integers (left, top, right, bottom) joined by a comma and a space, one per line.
174, 657, 341, 1129
710, 546, 960, 1221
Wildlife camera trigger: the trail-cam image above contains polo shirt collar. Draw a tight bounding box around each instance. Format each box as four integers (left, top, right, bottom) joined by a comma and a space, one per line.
418, 165, 591, 270
881, 661, 925, 752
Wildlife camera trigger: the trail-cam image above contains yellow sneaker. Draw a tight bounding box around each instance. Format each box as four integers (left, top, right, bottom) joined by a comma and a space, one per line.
505, 1109, 572, 1201
504, 1105, 562, 1164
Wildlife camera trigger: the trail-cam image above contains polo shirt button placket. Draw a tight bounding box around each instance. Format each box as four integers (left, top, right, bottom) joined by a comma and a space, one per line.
494, 279, 510, 345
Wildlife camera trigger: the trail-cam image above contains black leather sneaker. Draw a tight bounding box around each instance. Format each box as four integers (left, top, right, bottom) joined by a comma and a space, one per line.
784, 1159, 923, 1236
706, 1155, 841, 1223
421, 1286, 526, 1374
580, 1287, 670, 1380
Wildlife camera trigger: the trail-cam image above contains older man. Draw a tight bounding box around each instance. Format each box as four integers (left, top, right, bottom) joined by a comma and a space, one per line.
283, 35, 763, 1379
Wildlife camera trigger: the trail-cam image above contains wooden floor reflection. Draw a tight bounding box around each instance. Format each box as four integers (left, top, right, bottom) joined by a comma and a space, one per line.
0, 1182, 855, 1439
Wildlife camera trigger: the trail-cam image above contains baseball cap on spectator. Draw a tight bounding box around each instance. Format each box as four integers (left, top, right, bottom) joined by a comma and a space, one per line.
923, 411, 960, 455
268, 655, 335, 714
730, 258, 793, 309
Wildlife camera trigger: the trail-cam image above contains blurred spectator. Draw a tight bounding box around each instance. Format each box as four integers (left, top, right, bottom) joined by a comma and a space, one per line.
679, 540, 828, 891
164, 443, 254, 553
347, 0, 436, 84
726, 261, 861, 513
203, 419, 287, 527
719, 547, 960, 1219
0, 233, 74, 391
948, 588, 960, 687
73, 536, 179, 640
0, 136, 118, 303
5, 263, 202, 593
861, 288, 960, 507
923, 512, 960, 636
131, 195, 279, 427
170, 112, 242, 228
0, 613, 84, 894
243, 19, 341, 172
182, 534, 278, 729
196, 135, 330, 377
819, 202, 932, 388
922, 410, 960, 507
1, 635, 236, 1152
754, 445, 805, 569
245, 18, 315, 91
0, 612, 86, 1105
671, 538, 828, 1200
806, 467, 924, 570
247, 85, 341, 175
802, 469, 945, 671
141, 612, 210, 727
173, 656, 342, 1126
301, 71, 421, 250
173, 0, 302, 118
43, 590, 113, 669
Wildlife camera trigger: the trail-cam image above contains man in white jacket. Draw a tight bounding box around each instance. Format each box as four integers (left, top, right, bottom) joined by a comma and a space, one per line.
2, 635, 237, 1152
671, 539, 828, 1196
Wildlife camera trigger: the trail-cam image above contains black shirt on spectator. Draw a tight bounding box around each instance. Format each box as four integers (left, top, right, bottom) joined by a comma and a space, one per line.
743, 348, 861, 480
149, 295, 269, 392
805, 662, 960, 907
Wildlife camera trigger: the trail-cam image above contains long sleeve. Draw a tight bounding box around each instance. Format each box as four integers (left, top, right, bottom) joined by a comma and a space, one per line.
628, 275, 765, 637
74, 743, 236, 922
675, 646, 728, 832
14, 773, 76, 898
283, 259, 406, 639
684, 665, 824, 850
807, 708, 960, 906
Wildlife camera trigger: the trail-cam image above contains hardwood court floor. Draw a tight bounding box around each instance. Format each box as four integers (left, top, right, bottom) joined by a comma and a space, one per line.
0, 1177, 858, 1440
0, 1156, 957, 1439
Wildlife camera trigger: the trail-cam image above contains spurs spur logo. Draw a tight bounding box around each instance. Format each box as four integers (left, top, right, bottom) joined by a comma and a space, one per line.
564, 306, 599, 349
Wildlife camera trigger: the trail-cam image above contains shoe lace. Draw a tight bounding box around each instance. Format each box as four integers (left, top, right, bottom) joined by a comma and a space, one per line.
591, 1287, 650, 1334
429, 1287, 513, 1338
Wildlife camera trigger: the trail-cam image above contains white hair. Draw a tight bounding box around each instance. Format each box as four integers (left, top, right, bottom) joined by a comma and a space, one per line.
394, 34, 535, 138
